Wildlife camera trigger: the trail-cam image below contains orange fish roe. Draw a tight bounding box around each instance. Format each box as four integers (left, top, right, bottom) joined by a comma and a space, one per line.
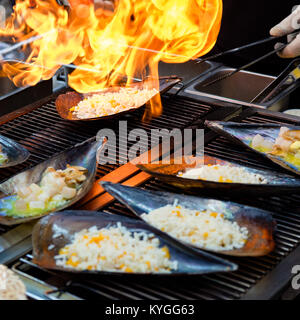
88, 233, 108, 244
66, 256, 79, 268
162, 246, 170, 259
172, 210, 181, 217
117, 252, 127, 259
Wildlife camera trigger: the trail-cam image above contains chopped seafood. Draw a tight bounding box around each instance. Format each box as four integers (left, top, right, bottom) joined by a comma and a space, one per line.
54, 222, 178, 273
0, 138, 101, 225
205, 121, 300, 176
252, 127, 300, 168
251, 134, 274, 152
141, 204, 249, 251
3, 165, 87, 218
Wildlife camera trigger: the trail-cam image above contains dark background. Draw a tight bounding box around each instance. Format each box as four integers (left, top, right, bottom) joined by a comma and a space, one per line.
209, 0, 300, 75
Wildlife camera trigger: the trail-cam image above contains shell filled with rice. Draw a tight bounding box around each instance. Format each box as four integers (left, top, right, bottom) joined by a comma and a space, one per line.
72, 87, 158, 119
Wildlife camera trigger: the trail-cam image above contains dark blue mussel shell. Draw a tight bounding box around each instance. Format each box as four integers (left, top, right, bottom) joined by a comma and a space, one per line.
0, 138, 105, 225
135, 155, 300, 195
205, 121, 300, 176
101, 182, 276, 257
32, 210, 238, 275
0, 134, 29, 168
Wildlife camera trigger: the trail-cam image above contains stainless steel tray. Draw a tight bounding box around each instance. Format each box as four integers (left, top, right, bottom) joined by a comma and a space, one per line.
183, 67, 283, 109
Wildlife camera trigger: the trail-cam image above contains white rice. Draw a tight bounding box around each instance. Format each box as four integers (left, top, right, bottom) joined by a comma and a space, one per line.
72, 87, 158, 119
0, 265, 27, 300
178, 164, 268, 184
141, 204, 248, 251
54, 222, 177, 273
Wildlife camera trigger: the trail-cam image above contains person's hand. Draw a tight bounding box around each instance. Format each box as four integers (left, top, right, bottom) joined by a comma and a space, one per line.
270, 5, 300, 58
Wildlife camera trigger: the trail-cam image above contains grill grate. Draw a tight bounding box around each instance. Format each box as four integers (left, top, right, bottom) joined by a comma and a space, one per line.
0, 93, 218, 235
0, 95, 213, 181
89, 111, 300, 300
3, 91, 300, 300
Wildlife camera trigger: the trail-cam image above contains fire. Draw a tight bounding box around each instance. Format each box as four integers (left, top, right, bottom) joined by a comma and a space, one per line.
0, 0, 222, 118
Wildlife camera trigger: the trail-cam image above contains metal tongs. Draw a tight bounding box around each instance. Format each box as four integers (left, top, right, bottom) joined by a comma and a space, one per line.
251, 58, 300, 105
0, 42, 25, 62
199, 29, 300, 88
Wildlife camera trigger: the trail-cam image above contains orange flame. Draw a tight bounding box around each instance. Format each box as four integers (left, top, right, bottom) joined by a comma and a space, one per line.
0, 0, 222, 117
